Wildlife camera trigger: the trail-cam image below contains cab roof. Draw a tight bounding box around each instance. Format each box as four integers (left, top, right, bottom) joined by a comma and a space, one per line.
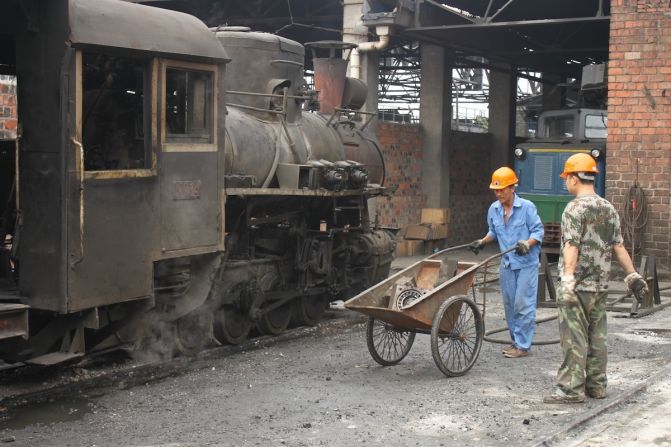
69, 0, 229, 64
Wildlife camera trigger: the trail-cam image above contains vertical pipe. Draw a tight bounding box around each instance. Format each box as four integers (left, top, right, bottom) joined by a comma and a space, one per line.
313, 57, 348, 115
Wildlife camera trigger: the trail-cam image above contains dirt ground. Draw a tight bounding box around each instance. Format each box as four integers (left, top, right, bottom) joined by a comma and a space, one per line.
1, 250, 670, 447
559, 379, 671, 447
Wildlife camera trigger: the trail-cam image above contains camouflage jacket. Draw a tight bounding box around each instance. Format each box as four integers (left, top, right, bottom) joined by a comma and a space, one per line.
559, 194, 624, 291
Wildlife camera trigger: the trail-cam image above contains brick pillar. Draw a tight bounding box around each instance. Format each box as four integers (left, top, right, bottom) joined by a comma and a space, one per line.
608, 0, 671, 266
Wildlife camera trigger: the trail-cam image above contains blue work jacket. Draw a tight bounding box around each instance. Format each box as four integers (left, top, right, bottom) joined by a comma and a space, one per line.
486, 194, 544, 269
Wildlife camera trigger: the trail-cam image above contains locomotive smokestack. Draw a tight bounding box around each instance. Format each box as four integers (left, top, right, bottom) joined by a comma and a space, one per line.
306, 42, 358, 115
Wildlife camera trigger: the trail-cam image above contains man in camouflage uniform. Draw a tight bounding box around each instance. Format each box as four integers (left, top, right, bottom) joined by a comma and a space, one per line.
544, 153, 649, 404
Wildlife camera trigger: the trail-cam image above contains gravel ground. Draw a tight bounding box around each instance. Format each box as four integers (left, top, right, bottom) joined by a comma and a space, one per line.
1, 249, 670, 447
557, 378, 671, 447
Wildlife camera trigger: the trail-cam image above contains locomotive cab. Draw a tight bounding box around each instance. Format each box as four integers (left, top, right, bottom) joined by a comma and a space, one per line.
0, 0, 230, 359
0, 0, 395, 362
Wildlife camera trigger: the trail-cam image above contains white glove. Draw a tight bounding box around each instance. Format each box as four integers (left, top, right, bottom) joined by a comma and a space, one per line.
559, 275, 579, 305
624, 272, 649, 302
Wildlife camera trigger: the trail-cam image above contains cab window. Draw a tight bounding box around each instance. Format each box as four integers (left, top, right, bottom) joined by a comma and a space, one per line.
585, 114, 607, 139
541, 115, 575, 139
82, 52, 151, 171
165, 68, 213, 144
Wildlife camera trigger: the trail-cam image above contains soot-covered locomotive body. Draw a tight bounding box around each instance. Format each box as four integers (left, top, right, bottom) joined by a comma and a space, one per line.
0, 0, 394, 364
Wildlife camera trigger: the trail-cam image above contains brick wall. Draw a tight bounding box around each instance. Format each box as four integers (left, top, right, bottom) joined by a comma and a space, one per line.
375, 122, 426, 229
375, 122, 492, 245
448, 131, 493, 244
0, 76, 17, 140
608, 1, 671, 266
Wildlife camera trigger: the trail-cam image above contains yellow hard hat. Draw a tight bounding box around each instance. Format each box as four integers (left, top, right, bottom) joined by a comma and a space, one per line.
560, 153, 598, 178
489, 167, 519, 190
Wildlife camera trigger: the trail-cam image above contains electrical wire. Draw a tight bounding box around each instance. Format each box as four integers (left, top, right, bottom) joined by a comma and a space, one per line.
622, 181, 648, 261
274, 0, 343, 36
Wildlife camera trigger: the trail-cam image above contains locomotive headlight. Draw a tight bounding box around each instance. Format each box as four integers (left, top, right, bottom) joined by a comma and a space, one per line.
514, 147, 526, 160
590, 148, 601, 159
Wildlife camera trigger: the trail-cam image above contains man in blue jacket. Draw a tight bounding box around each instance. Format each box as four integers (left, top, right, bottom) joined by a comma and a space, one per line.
469, 167, 544, 358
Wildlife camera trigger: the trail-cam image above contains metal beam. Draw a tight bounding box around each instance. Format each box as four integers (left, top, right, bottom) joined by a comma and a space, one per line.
408, 33, 584, 77
423, 0, 475, 23
220, 14, 342, 27
497, 47, 609, 57
483, 0, 495, 20
487, 0, 516, 23
407, 15, 610, 32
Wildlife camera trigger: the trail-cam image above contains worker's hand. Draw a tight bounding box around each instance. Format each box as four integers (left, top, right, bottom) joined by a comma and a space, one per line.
559, 275, 579, 306
624, 272, 649, 303
468, 239, 485, 255
515, 240, 531, 256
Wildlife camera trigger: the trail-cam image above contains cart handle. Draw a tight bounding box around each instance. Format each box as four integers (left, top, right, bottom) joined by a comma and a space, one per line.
424, 243, 472, 260
425, 244, 516, 267
474, 246, 517, 268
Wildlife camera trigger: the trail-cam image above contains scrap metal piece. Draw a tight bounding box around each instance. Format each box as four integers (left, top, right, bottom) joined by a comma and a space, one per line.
394, 287, 423, 310
0, 303, 29, 340
24, 352, 84, 366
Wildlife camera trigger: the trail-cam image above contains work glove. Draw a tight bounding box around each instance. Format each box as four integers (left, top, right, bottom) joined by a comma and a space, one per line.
559, 275, 579, 306
468, 239, 485, 255
624, 272, 649, 303
515, 240, 531, 256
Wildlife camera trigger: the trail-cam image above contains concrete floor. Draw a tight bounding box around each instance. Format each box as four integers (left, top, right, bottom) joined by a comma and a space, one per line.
1, 246, 670, 446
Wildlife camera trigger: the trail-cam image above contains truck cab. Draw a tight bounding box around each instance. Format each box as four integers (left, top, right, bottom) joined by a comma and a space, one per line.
513, 108, 607, 244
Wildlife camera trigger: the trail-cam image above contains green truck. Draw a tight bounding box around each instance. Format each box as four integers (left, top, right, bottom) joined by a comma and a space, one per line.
513, 108, 607, 245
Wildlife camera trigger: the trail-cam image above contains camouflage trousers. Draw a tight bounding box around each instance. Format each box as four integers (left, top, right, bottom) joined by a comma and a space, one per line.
555, 290, 608, 397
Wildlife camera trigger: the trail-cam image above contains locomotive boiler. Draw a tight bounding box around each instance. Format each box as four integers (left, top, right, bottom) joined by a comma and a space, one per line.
0, 0, 395, 364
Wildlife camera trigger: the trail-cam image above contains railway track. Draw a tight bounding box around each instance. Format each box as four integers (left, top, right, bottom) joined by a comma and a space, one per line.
0, 309, 364, 411
0, 259, 418, 410
532, 363, 671, 446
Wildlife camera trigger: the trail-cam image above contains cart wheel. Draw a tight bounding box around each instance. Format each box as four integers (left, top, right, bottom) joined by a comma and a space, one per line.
366, 317, 416, 366
430, 294, 483, 377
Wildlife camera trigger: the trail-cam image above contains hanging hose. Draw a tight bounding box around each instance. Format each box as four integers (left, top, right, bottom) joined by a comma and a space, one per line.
484, 315, 559, 345
462, 246, 560, 346
622, 183, 648, 260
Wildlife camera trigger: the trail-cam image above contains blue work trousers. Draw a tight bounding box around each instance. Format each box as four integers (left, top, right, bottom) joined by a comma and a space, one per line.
499, 264, 538, 351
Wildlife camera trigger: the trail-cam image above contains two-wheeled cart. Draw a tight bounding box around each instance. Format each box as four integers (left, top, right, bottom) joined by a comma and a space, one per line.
345, 245, 513, 377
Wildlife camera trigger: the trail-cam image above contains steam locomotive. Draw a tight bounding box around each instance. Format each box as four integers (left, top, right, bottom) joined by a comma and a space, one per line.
0, 0, 395, 364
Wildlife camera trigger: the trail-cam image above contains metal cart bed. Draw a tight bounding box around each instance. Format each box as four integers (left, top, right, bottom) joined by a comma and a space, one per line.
345, 244, 513, 377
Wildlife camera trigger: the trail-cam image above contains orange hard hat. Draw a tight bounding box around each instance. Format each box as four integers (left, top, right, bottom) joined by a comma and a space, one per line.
560, 153, 599, 178
489, 167, 519, 190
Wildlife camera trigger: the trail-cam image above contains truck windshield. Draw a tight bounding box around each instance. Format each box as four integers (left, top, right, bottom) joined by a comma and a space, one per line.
585, 114, 607, 139
539, 115, 575, 139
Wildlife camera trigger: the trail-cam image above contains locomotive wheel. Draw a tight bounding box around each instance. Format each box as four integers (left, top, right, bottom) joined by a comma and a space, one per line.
174, 308, 214, 357
213, 307, 252, 345
366, 317, 415, 366
291, 295, 328, 327
430, 295, 483, 378
257, 304, 292, 335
